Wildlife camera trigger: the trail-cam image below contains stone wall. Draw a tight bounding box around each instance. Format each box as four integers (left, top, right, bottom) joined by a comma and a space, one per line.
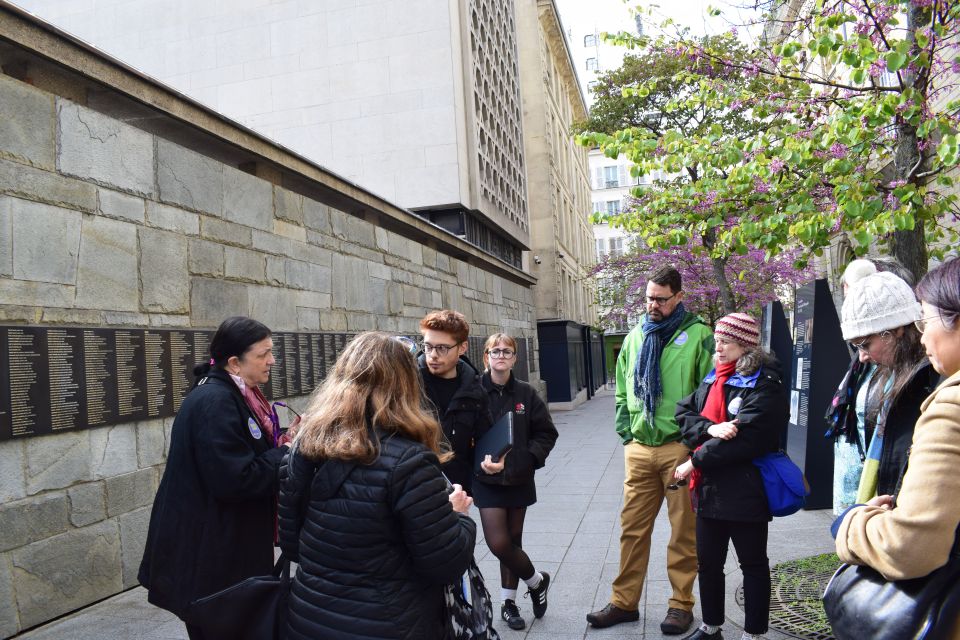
0, 66, 537, 637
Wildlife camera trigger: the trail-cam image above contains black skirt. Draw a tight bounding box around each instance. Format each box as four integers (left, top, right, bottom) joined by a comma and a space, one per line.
472, 479, 537, 508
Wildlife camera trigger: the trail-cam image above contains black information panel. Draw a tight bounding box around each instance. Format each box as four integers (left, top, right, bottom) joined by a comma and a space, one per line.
0, 327, 357, 441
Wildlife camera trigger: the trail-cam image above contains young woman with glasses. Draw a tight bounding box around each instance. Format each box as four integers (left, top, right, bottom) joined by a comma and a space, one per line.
475, 333, 559, 631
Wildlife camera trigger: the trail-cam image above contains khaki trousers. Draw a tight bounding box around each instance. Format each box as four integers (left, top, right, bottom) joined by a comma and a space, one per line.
610, 440, 698, 612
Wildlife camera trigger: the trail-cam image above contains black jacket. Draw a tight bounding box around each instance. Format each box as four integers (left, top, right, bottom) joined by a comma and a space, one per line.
138, 369, 286, 617
877, 362, 939, 496
477, 372, 558, 486
676, 359, 787, 522
278, 433, 477, 640
418, 355, 492, 491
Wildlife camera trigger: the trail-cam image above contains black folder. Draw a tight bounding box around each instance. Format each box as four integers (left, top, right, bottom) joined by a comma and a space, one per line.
475, 412, 514, 472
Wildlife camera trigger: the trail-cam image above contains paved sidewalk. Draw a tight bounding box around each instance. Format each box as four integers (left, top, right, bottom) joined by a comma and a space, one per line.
17, 389, 835, 639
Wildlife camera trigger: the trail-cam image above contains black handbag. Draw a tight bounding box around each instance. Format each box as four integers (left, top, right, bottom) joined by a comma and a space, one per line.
442, 557, 501, 640
183, 554, 290, 640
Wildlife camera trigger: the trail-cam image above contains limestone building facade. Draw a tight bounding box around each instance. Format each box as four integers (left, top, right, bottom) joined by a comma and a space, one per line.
515, 0, 597, 326
14, 0, 532, 268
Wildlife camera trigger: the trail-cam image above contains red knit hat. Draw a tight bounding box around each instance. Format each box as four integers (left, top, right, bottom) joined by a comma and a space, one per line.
715, 313, 760, 348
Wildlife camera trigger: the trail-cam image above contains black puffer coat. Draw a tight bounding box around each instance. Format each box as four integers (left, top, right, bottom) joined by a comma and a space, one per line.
675, 357, 787, 522
418, 355, 492, 492
138, 369, 286, 617
278, 432, 477, 640
477, 372, 558, 486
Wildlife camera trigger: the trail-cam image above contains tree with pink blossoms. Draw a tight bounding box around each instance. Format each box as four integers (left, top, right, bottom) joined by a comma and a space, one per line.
592, 234, 814, 330
578, 1, 960, 280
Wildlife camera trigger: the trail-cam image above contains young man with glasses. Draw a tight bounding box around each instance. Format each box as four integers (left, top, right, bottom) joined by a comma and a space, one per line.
587, 266, 714, 634
418, 309, 492, 493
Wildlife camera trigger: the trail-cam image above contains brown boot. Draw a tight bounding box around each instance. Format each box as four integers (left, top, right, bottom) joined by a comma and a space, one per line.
661, 608, 694, 634
585, 603, 640, 628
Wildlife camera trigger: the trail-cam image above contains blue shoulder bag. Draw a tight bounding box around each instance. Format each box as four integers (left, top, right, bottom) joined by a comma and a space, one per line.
752, 451, 809, 517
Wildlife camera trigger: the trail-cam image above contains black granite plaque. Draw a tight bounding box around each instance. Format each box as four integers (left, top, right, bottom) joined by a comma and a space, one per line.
268, 334, 286, 400
0, 329, 10, 440
310, 334, 324, 384
144, 331, 173, 418
297, 334, 312, 395
168, 330, 194, 412
47, 328, 84, 432
83, 329, 118, 427
282, 333, 299, 397
114, 330, 147, 421
7, 327, 48, 437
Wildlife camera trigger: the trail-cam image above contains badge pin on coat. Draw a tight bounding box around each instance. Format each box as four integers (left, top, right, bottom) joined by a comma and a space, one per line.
674, 331, 688, 346
248, 417, 262, 439
728, 397, 743, 416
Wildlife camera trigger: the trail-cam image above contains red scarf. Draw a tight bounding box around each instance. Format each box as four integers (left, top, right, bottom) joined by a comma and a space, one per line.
242, 383, 275, 444
689, 360, 737, 501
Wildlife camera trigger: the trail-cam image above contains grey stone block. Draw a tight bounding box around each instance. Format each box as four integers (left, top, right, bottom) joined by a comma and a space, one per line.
57, 101, 154, 196
386, 282, 403, 314
0, 553, 17, 637
248, 286, 297, 332
156, 138, 222, 215
12, 520, 122, 629
223, 166, 272, 231
89, 425, 138, 481
0, 493, 70, 553
368, 278, 387, 314
146, 202, 199, 236
273, 187, 303, 224
224, 246, 265, 282
119, 507, 151, 589
190, 277, 249, 328
319, 310, 348, 331
266, 256, 285, 285
188, 238, 224, 277
139, 228, 189, 313
0, 196, 10, 277
0, 157, 97, 212
136, 421, 166, 469
67, 481, 106, 527
201, 216, 251, 247
303, 199, 330, 232
0, 440, 26, 503
296, 307, 320, 330
331, 253, 368, 311
284, 259, 331, 292
0, 75, 55, 170
75, 215, 139, 311
98, 188, 145, 223
11, 198, 81, 285
25, 431, 91, 495
105, 468, 157, 518
251, 229, 294, 256
375, 227, 389, 252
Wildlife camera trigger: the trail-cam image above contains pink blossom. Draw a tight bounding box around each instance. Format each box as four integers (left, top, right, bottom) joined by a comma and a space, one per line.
770, 158, 786, 173
754, 177, 771, 193
830, 143, 849, 159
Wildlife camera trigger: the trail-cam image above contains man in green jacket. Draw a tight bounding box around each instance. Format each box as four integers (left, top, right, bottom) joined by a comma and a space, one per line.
587, 265, 715, 634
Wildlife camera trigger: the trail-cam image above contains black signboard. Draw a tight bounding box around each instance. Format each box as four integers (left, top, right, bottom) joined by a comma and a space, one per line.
0, 327, 359, 442
787, 280, 850, 510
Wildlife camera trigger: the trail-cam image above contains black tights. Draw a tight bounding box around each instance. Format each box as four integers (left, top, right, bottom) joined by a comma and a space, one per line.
479, 507, 535, 589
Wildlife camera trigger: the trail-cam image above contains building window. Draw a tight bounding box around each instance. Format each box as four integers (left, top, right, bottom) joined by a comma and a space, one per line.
587, 80, 599, 93
584, 34, 597, 47
605, 200, 621, 216
596, 238, 605, 257
604, 165, 618, 188
586, 57, 599, 71
592, 201, 603, 214
608, 237, 624, 257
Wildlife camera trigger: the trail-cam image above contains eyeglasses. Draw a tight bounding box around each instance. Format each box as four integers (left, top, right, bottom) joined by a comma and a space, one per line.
421, 342, 460, 356
850, 330, 891, 353
487, 349, 515, 359
645, 292, 678, 306
914, 315, 943, 334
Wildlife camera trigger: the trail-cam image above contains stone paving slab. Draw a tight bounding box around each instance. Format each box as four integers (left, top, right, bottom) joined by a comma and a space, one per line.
16, 390, 836, 639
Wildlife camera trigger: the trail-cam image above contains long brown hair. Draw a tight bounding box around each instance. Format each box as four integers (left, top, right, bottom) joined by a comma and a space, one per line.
482, 333, 518, 371
867, 325, 927, 431
295, 332, 449, 463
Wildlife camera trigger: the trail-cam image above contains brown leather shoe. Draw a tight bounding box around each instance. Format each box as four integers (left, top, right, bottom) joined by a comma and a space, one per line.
661, 608, 694, 634
586, 603, 640, 628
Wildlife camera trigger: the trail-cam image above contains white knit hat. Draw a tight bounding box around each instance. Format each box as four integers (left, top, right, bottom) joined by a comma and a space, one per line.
841, 272, 921, 340
841, 258, 877, 288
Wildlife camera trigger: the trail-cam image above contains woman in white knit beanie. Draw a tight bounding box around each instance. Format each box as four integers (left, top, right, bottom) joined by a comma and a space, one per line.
836, 272, 938, 510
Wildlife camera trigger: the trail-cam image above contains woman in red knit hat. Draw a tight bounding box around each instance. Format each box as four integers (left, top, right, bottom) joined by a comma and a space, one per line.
671, 313, 788, 640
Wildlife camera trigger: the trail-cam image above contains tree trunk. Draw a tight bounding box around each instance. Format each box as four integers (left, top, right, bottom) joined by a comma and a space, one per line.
891, 2, 932, 281
702, 227, 736, 314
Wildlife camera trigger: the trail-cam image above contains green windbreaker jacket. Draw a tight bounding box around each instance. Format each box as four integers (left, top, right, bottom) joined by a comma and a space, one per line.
615, 311, 715, 446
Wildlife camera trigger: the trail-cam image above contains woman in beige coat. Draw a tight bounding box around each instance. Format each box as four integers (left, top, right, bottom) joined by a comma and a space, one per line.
832, 257, 960, 638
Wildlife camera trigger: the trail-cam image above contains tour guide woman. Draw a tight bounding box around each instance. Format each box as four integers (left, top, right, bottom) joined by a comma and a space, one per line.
831, 257, 960, 638
673, 313, 786, 640
138, 316, 292, 640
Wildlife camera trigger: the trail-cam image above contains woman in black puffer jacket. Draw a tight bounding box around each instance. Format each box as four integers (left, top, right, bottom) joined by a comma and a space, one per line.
673, 313, 786, 640
278, 332, 476, 640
